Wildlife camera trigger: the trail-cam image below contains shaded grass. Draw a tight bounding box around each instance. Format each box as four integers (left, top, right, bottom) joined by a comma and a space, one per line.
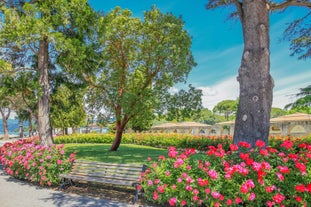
64, 144, 167, 164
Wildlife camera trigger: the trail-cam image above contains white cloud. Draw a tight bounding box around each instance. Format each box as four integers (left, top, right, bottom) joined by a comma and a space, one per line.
197, 72, 311, 110
198, 76, 239, 110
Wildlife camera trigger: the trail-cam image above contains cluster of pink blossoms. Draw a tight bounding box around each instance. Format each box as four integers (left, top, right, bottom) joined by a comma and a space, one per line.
141, 139, 311, 207
0, 139, 75, 186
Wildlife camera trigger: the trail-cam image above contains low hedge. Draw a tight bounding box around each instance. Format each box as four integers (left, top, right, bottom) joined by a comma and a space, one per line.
54, 133, 311, 152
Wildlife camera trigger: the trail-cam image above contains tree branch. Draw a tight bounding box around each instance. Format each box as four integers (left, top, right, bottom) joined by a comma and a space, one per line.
232, 0, 243, 21
269, 0, 311, 11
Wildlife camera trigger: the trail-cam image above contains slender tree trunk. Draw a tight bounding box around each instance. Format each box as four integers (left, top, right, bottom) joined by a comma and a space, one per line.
19, 119, 24, 138
28, 116, 32, 137
233, 0, 273, 148
0, 108, 10, 140
110, 116, 129, 151
37, 36, 54, 146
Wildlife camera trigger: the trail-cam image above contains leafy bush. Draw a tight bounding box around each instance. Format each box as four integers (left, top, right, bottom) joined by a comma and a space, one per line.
141, 140, 311, 206
0, 139, 75, 186
54, 133, 311, 152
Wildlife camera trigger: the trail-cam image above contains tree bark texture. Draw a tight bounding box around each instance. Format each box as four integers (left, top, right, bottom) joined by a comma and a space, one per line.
37, 37, 54, 147
0, 108, 10, 140
110, 114, 129, 151
233, 0, 273, 148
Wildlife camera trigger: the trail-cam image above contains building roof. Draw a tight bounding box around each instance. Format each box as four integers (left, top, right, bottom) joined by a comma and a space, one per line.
270, 113, 311, 123
152, 122, 211, 129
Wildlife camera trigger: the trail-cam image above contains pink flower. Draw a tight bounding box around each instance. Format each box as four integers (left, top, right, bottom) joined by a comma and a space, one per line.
245, 179, 255, 188
273, 193, 285, 204
181, 200, 187, 206
57, 159, 62, 165
153, 190, 158, 200
272, 193, 285, 204
168, 197, 177, 206
249, 192, 256, 201
240, 184, 249, 194
265, 185, 276, 193
208, 169, 218, 180
168, 147, 178, 158
235, 197, 242, 204
193, 195, 199, 201
295, 162, 307, 175
205, 188, 210, 194
147, 180, 153, 186
165, 171, 170, 176
277, 166, 290, 174
147, 157, 152, 161
193, 189, 199, 195
185, 185, 192, 191
46, 155, 51, 159
226, 199, 233, 205
157, 185, 165, 193
276, 172, 284, 181
211, 191, 220, 199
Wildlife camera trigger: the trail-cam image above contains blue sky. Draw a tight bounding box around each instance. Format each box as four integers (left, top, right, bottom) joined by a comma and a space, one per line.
88, 0, 311, 110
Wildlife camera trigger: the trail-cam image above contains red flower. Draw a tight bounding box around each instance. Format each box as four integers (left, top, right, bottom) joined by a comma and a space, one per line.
168, 197, 177, 206
153, 190, 158, 200
277, 166, 290, 174
307, 183, 311, 193
272, 193, 285, 204
229, 144, 238, 151
280, 140, 293, 150
235, 197, 242, 204
295, 162, 307, 175
240, 184, 249, 194
295, 195, 303, 203
295, 184, 306, 192
255, 140, 266, 148
226, 199, 233, 205
238, 141, 251, 148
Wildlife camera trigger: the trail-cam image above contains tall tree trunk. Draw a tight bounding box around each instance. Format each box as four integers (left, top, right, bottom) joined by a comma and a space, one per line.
19, 119, 24, 138
233, 0, 273, 148
37, 36, 53, 147
0, 108, 10, 140
28, 116, 32, 137
110, 116, 129, 151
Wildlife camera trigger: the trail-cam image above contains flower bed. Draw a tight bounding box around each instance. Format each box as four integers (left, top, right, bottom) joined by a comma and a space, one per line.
141, 140, 311, 206
0, 139, 75, 186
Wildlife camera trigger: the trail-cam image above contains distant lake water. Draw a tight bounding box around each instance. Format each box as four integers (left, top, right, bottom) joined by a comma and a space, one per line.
0, 119, 28, 135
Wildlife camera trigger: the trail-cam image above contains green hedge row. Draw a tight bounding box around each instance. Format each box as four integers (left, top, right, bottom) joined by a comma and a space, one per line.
54, 133, 311, 151
54, 133, 233, 150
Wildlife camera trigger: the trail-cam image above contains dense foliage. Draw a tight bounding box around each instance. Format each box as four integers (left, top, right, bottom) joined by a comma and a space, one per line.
0, 139, 75, 186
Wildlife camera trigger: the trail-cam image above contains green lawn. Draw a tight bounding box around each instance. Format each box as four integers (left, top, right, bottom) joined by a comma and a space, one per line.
64, 144, 167, 164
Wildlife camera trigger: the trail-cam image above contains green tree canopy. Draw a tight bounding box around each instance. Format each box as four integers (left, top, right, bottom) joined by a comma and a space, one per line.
0, 0, 97, 146
161, 84, 203, 122
285, 85, 311, 114
85, 7, 196, 151
213, 99, 238, 121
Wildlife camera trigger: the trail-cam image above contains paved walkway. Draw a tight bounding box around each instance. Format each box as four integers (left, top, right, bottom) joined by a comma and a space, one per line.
0, 140, 146, 207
